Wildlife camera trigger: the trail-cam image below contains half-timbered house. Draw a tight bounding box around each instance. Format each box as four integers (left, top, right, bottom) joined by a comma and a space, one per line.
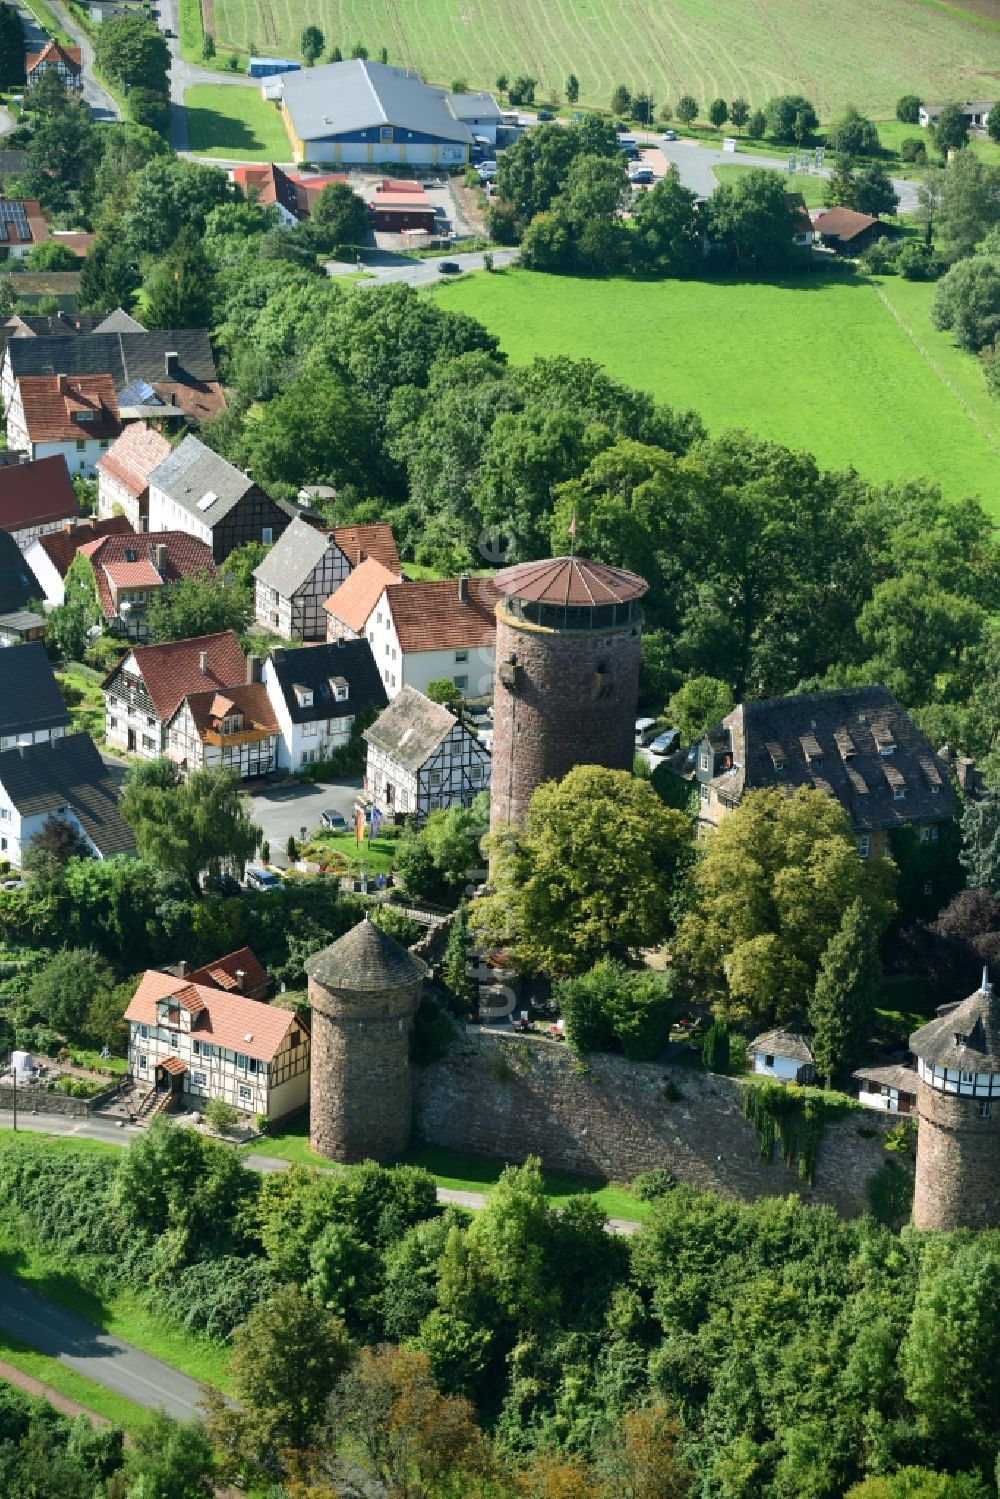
164, 680, 279, 781
364, 685, 490, 816
102, 630, 246, 758
147, 435, 294, 563
254, 517, 399, 640
124, 968, 310, 1120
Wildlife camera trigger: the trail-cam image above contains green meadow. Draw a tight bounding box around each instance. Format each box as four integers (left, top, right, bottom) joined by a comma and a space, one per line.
433, 269, 1000, 511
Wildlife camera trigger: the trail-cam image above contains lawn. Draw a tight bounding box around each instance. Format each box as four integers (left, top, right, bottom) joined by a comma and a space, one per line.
204, 0, 999, 117
0, 1330, 152, 1434
432, 269, 1000, 511
255, 1117, 649, 1220
874, 975, 934, 1043
56, 663, 106, 741
305, 831, 398, 875
183, 83, 292, 161
713, 164, 830, 207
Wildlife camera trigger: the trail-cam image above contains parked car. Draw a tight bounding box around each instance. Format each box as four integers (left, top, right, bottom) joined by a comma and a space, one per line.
162, 26, 174, 35
478, 160, 497, 177
629, 167, 654, 184
536, 109, 554, 121
635, 717, 659, 747
320, 809, 349, 833
245, 866, 283, 893
438, 260, 460, 273
649, 729, 681, 756
662, 129, 677, 141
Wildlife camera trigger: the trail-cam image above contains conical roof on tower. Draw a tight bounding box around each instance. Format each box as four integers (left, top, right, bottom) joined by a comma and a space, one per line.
910, 968, 1000, 1073
493, 556, 648, 607
305, 915, 426, 992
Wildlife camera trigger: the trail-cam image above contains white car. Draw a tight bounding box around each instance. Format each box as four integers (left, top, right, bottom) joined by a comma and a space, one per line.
478, 160, 497, 178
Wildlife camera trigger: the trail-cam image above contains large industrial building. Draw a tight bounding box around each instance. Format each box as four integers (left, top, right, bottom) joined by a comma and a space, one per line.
278, 59, 498, 166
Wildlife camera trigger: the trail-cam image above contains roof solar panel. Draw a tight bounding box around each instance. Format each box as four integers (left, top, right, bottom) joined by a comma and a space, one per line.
0, 201, 29, 241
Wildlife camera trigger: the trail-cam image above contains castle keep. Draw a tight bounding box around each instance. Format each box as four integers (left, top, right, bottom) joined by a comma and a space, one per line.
305, 917, 425, 1162
910, 970, 1000, 1231
489, 556, 647, 832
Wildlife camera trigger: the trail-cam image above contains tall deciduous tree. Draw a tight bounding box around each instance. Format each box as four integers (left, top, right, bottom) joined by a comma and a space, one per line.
675, 95, 698, 126
729, 97, 750, 133
808, 897, 881, 1084
120, 762, 261, 890
934, 150, 1000, 260
144, 570, 251, 642
630, 168, 700, 274
933, 101, 970, 157
709, 98, 728, 129
309, 180, 369, 251
474, 765, 690, 975
0, 1, 21, 86
25, 947, 114, 1040
931, 256, 1000, 351
566, 73, 579, 103
300, 24, 324, 63
204, 1283, 351, 1482
674, 787, 896, 1024
703, 167, 801, 271
960, 790, 1000, 895
95, 14, 169, 94
666, 675, 734, 745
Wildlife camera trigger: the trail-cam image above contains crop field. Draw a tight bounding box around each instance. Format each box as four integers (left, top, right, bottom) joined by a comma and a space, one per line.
432, 268, 1000, 511
204, 0, 1000, 117
183, 83, 292, 160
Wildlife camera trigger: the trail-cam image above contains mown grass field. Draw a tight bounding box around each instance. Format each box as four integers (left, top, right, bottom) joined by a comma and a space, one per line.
432, 269, 1000, 511
183, 83, 292, 160
204, 0, 1000, 116
713, 164, 831, 207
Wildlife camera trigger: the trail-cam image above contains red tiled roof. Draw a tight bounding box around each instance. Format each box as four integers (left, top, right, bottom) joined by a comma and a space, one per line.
378, 179, 425, 193
176, 681, 278, 739
124, 968, 300, 1062
0, 196, 49, 247
150, 378, 226, 425
16, 373, 121, 443
324, 556, 398, 632
0, 454, 76, 531
231, 163, 302, 218
493, 557, 648, 607
104, 629, 244, 722
332, 523, 400, 573
31, 515, 133, 577
25, 40, 81, 74
812, 206, 882, 242
158, 1054, 187, 1076
48, 232, 94, 258
83, 530, 216, 622
103, 559, 162, 587
185, 946, 269, 999
386, 575, 500, 653
174, 984, 206, 1014
97, 422, 172, 498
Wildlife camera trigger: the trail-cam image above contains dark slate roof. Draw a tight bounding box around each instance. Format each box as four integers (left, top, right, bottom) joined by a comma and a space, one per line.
267, 639, 386, 725
853, 1063, 919, 1096
305, 915, 426, 991
0, 527, 42, 614
148, 435, 256, 527
4, 329, 218, 386
750, 1028, 815, 1064
364, 685, 459, 772
0, 732, 134, 856
0, 640, 70, 737
910, 973, 1000, 1073
702, 686, 956, 833
253, 515, 332, 596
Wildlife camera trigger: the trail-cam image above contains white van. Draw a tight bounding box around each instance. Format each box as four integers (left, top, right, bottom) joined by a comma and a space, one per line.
635, 717, 658, 747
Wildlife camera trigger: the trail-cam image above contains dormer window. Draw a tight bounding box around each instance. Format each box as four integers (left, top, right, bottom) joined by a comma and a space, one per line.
294, 685, 313, 708
75, 410, 93, 424
955, 1033, 968, 1046
329, 676, 348, 703
223, 714, 242, 734
893, 787, 906, 801
880, 745, 894, 758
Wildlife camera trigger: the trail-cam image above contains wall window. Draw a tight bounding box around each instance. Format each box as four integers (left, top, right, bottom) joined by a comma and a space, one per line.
235, 1052, 248, 1071
455, 649, 469, 663
0, 808, 9, 821
141, 735, 155, 751
764, 1054, 775, 1068
304, 720, 317, 737
380, 125, 394, 142
893, 788, 906, 801
429, 771, 442, 787
238, 1084, 252, 1101
699, 753, 710, 772
192, 1070, 207, 1087
857, 835, 871, 859
139, 1023, 149, 1039
961, 1070, 974, 1083
138, 1054, 147, 1071
919, 827, 931, 843
453, 675, 468, 691
980, 1100, 992, 1120
699, 784, 709, 803
75, 440, 85, 452
262, 527, 272, 544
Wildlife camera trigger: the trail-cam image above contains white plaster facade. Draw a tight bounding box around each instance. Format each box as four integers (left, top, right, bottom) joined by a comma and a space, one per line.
261, 656, 355, 770
0, 789, 96, 867
364, 588, 495, 701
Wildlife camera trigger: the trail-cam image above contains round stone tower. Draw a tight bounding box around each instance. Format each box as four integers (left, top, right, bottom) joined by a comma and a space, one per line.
910, 967, 1000, 1231
489, 556, 648, 832
304, 916, 425, 1162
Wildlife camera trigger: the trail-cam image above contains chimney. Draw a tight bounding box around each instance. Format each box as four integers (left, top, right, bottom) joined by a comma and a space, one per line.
199, 650, 208, 674
63, 518, 76, 534
458, 573, 469, 603
235, 968, 246, 992
177, 960, 188, 977
154, 543, 167, 571
243, 467, 253, 482
246, 653, 262, 684
164, 351, 178, 378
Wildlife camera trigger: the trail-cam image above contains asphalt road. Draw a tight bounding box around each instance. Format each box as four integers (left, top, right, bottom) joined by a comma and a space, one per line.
246, 776, 362, 866
352, 247, 520, 288
653, 137, 919, 214
0, 1275, 206, 1420
155, 0, 259, 150
46, 0, 121, 121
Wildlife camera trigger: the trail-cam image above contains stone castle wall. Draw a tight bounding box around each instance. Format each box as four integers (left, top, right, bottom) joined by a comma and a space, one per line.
416, 1030, 908, 1217
912, 1077, 1000, 1230
490, 608, 641, 830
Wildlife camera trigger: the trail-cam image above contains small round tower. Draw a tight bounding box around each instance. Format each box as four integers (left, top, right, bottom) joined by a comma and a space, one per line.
489, 556, 648, 832
910, 967, 1000, 1231
305, 917, 425, 1162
